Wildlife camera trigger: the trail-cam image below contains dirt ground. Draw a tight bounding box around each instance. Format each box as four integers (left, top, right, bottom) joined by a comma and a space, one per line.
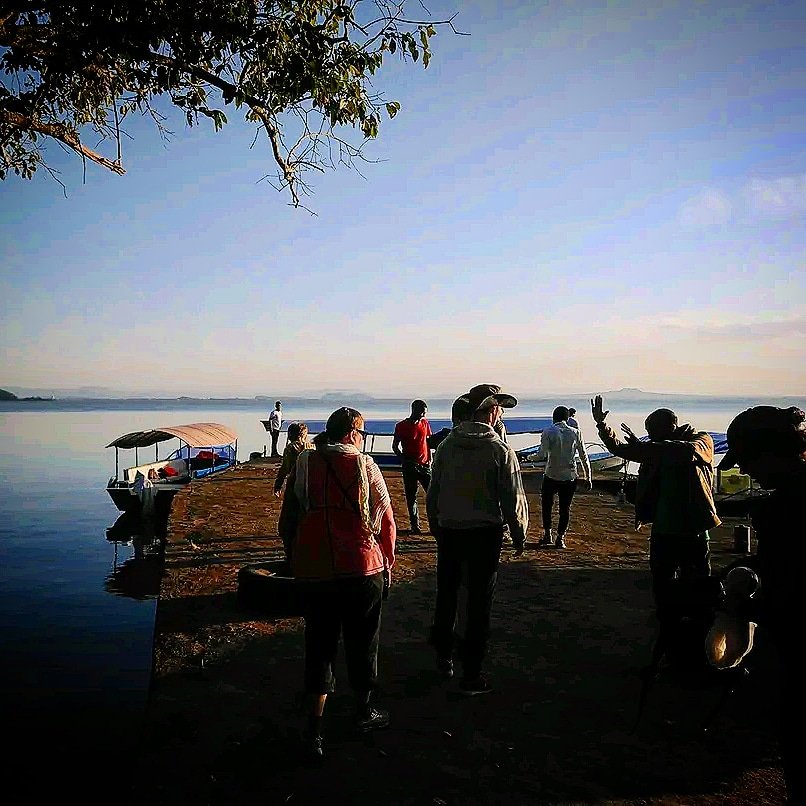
123, 461, 786, 805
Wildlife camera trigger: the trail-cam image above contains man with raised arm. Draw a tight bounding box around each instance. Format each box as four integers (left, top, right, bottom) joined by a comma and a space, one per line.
591, 395, 720, 614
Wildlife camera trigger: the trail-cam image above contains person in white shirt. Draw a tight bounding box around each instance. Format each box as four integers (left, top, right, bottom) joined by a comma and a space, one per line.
536, 406, 592, 549
268, 401, 283, 457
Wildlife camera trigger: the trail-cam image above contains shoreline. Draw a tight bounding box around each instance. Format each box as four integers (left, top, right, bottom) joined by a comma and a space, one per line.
128, 460, 784, 804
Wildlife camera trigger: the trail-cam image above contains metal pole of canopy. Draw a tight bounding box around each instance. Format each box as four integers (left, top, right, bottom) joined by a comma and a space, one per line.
115, 447, 119, 481
135, 447, 139, 466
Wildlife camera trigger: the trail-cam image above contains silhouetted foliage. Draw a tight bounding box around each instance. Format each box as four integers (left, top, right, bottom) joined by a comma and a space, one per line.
0, 1, 459, 205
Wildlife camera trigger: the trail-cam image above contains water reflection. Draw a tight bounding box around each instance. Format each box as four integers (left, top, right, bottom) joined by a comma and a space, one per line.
105, 512, 166, 600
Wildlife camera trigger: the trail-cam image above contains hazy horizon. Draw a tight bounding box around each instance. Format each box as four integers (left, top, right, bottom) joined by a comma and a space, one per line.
3, 384, 804, 402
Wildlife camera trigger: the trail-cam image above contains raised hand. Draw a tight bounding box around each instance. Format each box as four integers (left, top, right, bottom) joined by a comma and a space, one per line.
591, 395, 609, 425
620, 423, 639, 445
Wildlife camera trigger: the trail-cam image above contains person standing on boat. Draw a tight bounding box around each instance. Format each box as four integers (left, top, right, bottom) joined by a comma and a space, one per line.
274, 422, 313, 497
393, 399, 432, 535
426, 384, 528, 694
535, 406, 592, 549
567, 408, 579, 429
717, 405, 806, 805
278, 407, 397, 762
268, 401, 283, 457
591, 395, 720, 614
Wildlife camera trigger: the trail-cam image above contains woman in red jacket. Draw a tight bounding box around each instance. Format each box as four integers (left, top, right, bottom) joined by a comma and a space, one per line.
279, 407, 396, 762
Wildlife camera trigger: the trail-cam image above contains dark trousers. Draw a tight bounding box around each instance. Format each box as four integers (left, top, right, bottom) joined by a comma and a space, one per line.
270, 428, 281, 457
401, 459, 431, 528
541, 476, 578, 535
779, 659, 802, 804
303, 573, 384, 695
431, 525, 504, 679
649, 531, 711, 616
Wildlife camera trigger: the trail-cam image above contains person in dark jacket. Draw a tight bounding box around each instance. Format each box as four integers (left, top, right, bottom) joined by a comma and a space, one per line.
718, 405, 806, 805
591, 395, 721, 616
427, 396, 473, 452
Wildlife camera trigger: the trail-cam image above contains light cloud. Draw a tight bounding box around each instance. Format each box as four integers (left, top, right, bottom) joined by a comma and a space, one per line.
653, 314, 806, 342
678, 189, 733, 228
678, 174, 806, 227
745, 175, 806, 219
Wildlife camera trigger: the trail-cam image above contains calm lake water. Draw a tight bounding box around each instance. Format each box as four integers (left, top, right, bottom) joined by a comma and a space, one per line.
2, 394, 803, 764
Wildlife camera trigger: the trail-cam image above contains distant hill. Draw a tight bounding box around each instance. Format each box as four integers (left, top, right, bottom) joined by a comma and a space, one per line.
2, 386, 802, 404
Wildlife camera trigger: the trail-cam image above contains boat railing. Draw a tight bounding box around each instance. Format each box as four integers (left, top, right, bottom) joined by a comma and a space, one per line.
361, 428, 550, 457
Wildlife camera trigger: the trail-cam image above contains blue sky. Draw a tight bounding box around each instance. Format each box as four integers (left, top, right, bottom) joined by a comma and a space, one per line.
2, 0, 805, 397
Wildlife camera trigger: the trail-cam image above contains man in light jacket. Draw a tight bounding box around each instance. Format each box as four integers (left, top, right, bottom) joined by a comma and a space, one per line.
268, 400, 283, 457
426, 384, 528, 695
535, 405, 592, 549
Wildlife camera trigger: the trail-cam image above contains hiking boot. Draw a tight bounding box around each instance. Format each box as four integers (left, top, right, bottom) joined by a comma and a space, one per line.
437, 657, 454, 679
459, 674, 493, 696
556, 534, 567, 549
302, 731, 324, 763
356, 706, 390, 733
538, 531, 554, 547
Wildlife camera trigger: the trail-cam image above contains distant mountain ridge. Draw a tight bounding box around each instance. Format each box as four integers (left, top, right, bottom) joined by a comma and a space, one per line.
3, 386, 804, 403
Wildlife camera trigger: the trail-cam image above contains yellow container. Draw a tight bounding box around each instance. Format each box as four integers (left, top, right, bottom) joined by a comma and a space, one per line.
718, 469, 751, 495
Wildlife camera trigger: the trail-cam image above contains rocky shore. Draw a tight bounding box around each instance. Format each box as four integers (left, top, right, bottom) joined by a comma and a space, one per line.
126, 459, 785, 805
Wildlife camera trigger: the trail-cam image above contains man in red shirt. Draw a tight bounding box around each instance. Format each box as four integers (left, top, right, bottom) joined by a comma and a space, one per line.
393, 399, 432, 534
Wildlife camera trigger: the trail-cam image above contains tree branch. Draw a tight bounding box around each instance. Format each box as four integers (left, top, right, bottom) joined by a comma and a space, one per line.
146, 49, 300, 204
0, 109, 125, 174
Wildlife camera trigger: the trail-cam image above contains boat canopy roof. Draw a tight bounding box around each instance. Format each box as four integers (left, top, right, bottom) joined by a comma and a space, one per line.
106, 422, 238, 450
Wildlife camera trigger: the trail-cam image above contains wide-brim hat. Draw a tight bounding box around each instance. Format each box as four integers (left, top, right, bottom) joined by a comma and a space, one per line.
461, 384, 518, 414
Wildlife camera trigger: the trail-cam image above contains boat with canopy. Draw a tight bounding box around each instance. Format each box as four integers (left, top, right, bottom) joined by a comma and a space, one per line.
105, 422, 238, 513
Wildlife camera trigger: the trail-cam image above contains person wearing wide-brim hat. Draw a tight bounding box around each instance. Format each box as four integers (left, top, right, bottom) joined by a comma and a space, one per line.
426, 384, 528, 695
718, 404, 806, 805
